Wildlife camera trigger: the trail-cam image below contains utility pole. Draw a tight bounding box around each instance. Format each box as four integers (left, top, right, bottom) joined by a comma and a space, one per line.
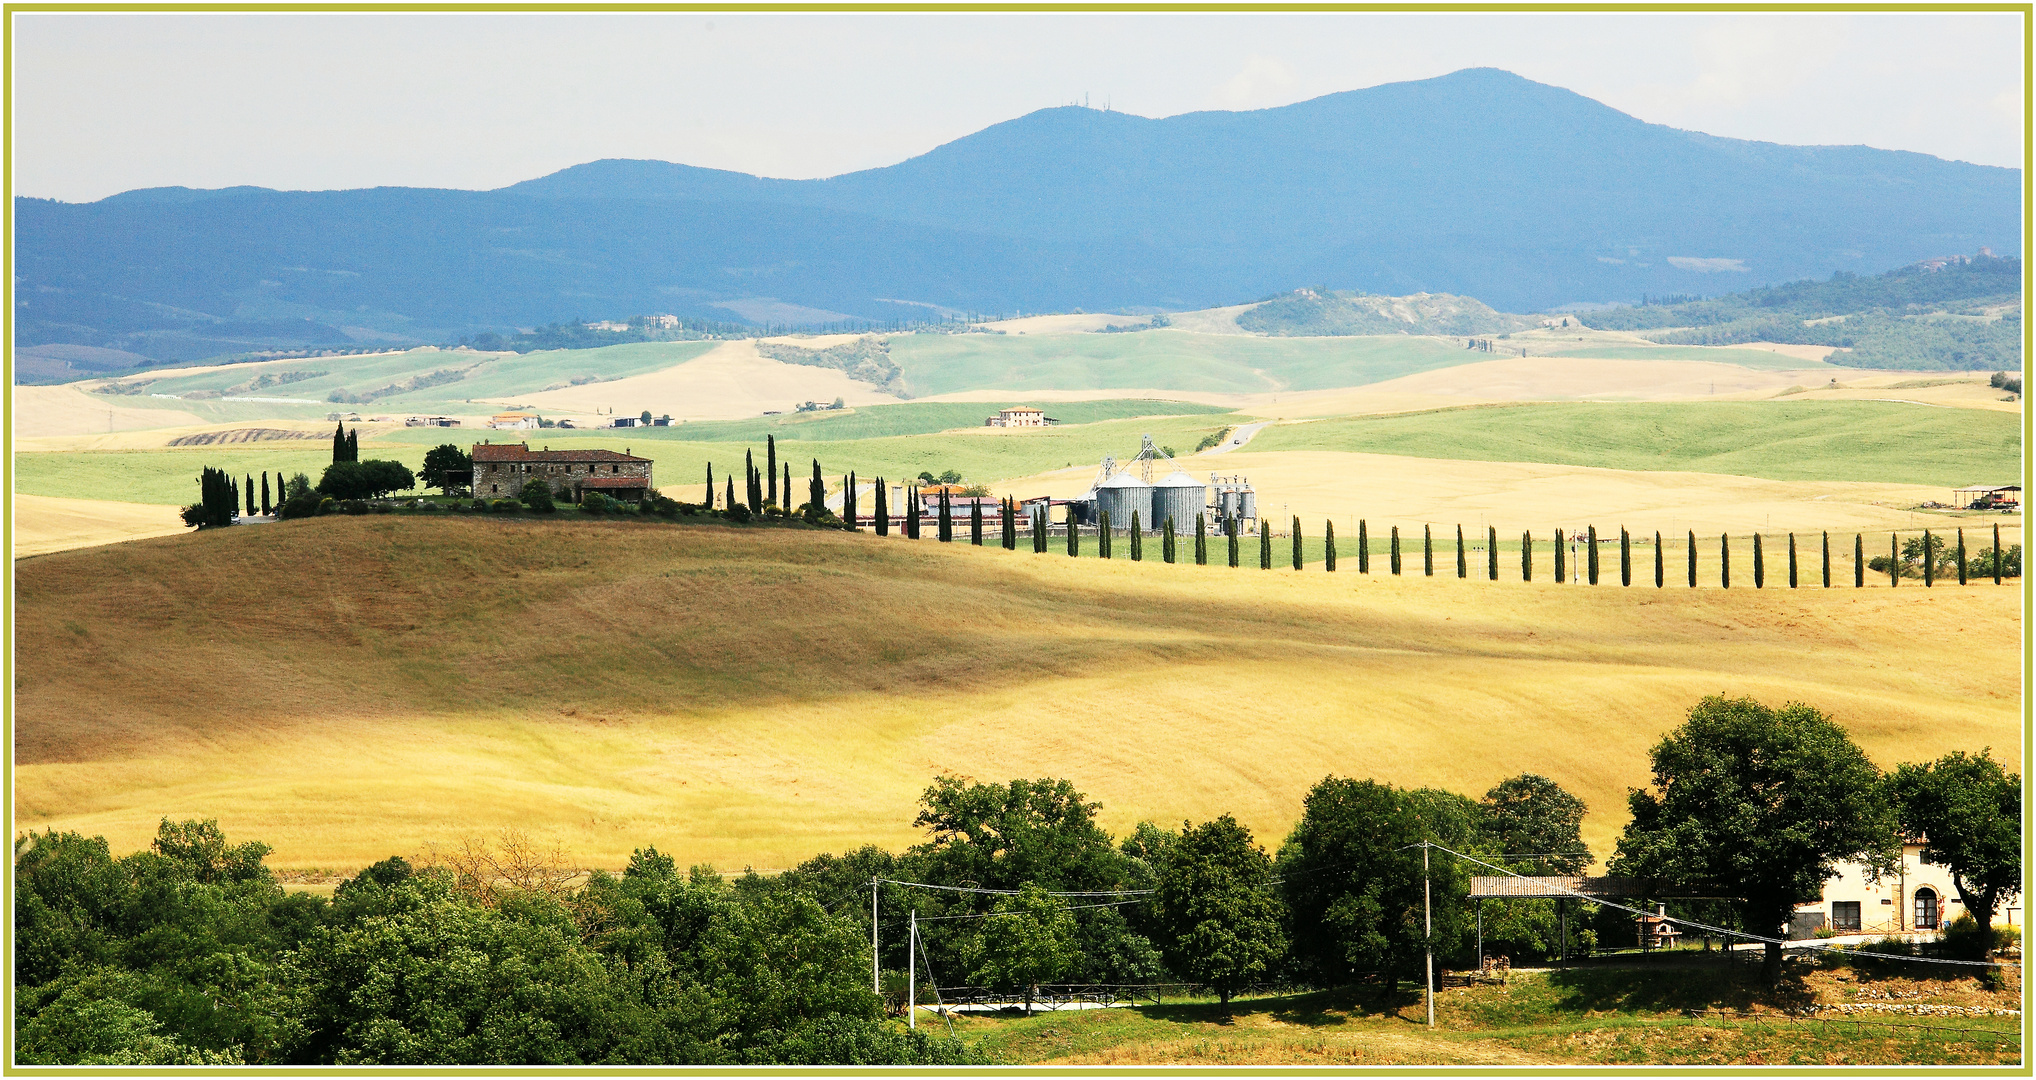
908, 909, 918, 1030
872, 879, 880, 994
1424, 843, 1435, 1030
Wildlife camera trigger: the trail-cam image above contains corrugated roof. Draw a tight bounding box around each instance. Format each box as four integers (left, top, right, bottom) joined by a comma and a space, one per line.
1468, 875, 1641, 899
1153, 470, 1205, 488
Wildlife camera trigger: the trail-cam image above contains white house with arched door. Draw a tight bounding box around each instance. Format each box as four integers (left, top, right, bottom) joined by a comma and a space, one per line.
1789, 839, 2017, 939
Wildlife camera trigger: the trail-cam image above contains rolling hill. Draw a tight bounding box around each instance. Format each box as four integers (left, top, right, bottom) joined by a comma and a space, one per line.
14, 516, 2017, 870
16, 69, 2017, 367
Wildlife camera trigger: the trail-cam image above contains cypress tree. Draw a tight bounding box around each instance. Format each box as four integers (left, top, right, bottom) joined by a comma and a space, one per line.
938, 490, 953, 542
347, 428, 358, 462
971, 498, 983, 546
1228, 518, 1240, 568
908, 488, 922, 538
725, 476, 736, 512
809, 460, 824, 511
1688, 530, 1698, 588
1654, 531, 1663, 588
1131, 512, 1143, 561
1521, 530, 1532, 582
1196, 513, 1208, 565
1957, 528, 1967, 585
1554, 528, 1566, 582
766, 435, 778, 506
1923, 529, 1934, 587
1822, 531, 1831, 587
705, 463, 714, 506
1260, 520, 1272, 570
245, 474, 256, 517
1455, 525, 1467, 579
1721, 534, 1731, 589
1856, 533, 1865, 587
1291, 517, 1302, 571
1587, 526, 1599, 584
1994, 523, 2003, 584
1163, 516, 1175, 564
1099, 510, 1112, 558
1324, 520, 1336, 572
332, 422, 347, 463
260, 472, 272, 516
1488, 526, 1499, 581
745, 450, 758, 512
1423, 524, 1433, 576
1788, 534, 1798, 588
1753, 533, 1765, 588
1067, 506, 1079, 557
1890, 534, 1899, 587
1002, 497, 1016, 549
1033, 504, 1047, 553
784, 464, 792, 511
1358, 520, 1370, 573
874, 479, 889, 536
846, 472, 859, 530
1620, 528, 1631, 586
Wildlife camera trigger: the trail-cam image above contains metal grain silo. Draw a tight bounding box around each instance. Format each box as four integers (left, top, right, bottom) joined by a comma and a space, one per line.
1093, 471, 1152, 532
1150, 471, 1206, 533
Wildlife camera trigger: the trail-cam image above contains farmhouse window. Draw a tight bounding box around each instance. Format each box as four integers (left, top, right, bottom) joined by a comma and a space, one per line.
1914, 889, 1940, 930
1831, 901, 1861, 931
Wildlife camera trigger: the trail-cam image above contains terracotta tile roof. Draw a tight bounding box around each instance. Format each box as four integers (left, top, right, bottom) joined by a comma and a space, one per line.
579, 476, 651, 489
472, 442, 649, 463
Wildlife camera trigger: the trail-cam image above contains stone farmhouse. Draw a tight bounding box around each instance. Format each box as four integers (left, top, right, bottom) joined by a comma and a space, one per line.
473, 442, 654, 503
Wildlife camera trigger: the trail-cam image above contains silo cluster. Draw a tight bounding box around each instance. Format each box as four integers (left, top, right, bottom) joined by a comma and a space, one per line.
1150, 471, 1207, 532
1094, 471, 1152, 529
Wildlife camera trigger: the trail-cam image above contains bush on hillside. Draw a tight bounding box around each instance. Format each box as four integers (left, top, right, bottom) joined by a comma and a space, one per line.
490, 499, 520, 514
721, 503, 752, 524
317, 460, 416, 501
581, 492, 612, 514
518, 479, 556, 514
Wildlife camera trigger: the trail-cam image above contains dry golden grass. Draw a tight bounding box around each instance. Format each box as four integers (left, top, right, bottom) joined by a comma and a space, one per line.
490, 340, 903, 420
1004, 450, 2023, 539
14, 515, 2017, 873
13, 495, 190, 557
13, 384, 206, 438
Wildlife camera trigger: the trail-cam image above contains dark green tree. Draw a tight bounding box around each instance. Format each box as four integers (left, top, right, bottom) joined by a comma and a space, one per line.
421, 445, 472, 494
1098, 510, 1112, 559
873, 480, 888, 536
705, 462, 714, 507
1487, 526, 1498, 581
964, 886, 1076, 1016
1066, 505, 1079, 557
346, 428, 358, 462
1390, 526, 1401, 575
1034, 504, 1048, 553
1324, 520, 1336, 572
1521, 530, 1532, 582
1259, 521, 1271, 570
937, 490, 953, 543
784, 464, 792, 512
1152, 816, 1287, 1007
1291, 517, 1302, 571
1654, 531, 1663, 588
908, 488, 922, 539
1753, 533, 1765, 588
520, 477, 556, 513
1195, 514, 1208, 566
1721, 534, 1731, 588
1957, 528, 1968, 585
809, 460, 824, 513
1891, 750, 2022, 947
1857, 533, 1866, 587
1455, 525, 1466, 579
245, 474, 256, 517
766, 435, 778, 506
1688, 530, 1698, 588
260, 472, 272, 516
1922, 529, 1934, 586
1586, 526, 1599, 584
1130, 511, 1142, 561
1788, 534, 1798, 588
1422, 524, 1433, 577
1358, 520, 1369, 573
1002, 498, 1016, 550
1620, 528, 1631, 586
1554, 529, 1565, 582
331, 422, 348, 463
1610, 695, 1899, 983
1227, 518, 1239, 569
1478, 775, 1590, 874
1994, 523, 2003, 584
1162, 516, 1175, 564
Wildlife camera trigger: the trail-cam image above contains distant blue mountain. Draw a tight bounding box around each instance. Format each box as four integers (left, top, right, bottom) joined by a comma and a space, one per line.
14, 68, 2018, 365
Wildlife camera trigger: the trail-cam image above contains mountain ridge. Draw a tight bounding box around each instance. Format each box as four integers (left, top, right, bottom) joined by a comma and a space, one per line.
16, 68, 2018, 366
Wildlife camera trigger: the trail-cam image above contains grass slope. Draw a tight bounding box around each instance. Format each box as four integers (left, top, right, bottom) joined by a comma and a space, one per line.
1544, 345, 1818, 370
953, 964, 2019, 1066
15, 516, 2015, 871
1250, 401, 2019, 487
888, 330, 1473, 396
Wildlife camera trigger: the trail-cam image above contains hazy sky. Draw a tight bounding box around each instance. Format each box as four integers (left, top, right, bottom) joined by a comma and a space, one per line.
11, 10, 2023, 202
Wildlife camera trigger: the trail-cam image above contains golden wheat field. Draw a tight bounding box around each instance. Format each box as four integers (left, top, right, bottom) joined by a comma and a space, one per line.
13, 515, 2019, 873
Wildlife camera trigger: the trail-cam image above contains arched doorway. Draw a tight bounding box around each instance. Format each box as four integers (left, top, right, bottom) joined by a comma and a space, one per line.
1914, 888, 1940, 931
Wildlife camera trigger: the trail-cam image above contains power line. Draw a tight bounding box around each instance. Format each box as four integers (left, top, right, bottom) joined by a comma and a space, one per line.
1423, 841, 2010, 969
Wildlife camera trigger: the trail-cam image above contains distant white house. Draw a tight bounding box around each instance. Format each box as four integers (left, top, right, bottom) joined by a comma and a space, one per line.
1790, 840, 2018, 938
584, 320, 630, 332
985, 406, 1054, 428
490, 412, 539, 430
405, 415, 461, 428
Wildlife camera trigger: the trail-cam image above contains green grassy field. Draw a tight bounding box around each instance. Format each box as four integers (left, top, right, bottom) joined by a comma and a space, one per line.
116, 342, 721, 416
1543, 345, 1819, 370
376, 399, 1236, 446
16, 414, 1234, 506
889, 330, 1474, 395
1249, 401, 2020, 487
948, 964, 2020, 1065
